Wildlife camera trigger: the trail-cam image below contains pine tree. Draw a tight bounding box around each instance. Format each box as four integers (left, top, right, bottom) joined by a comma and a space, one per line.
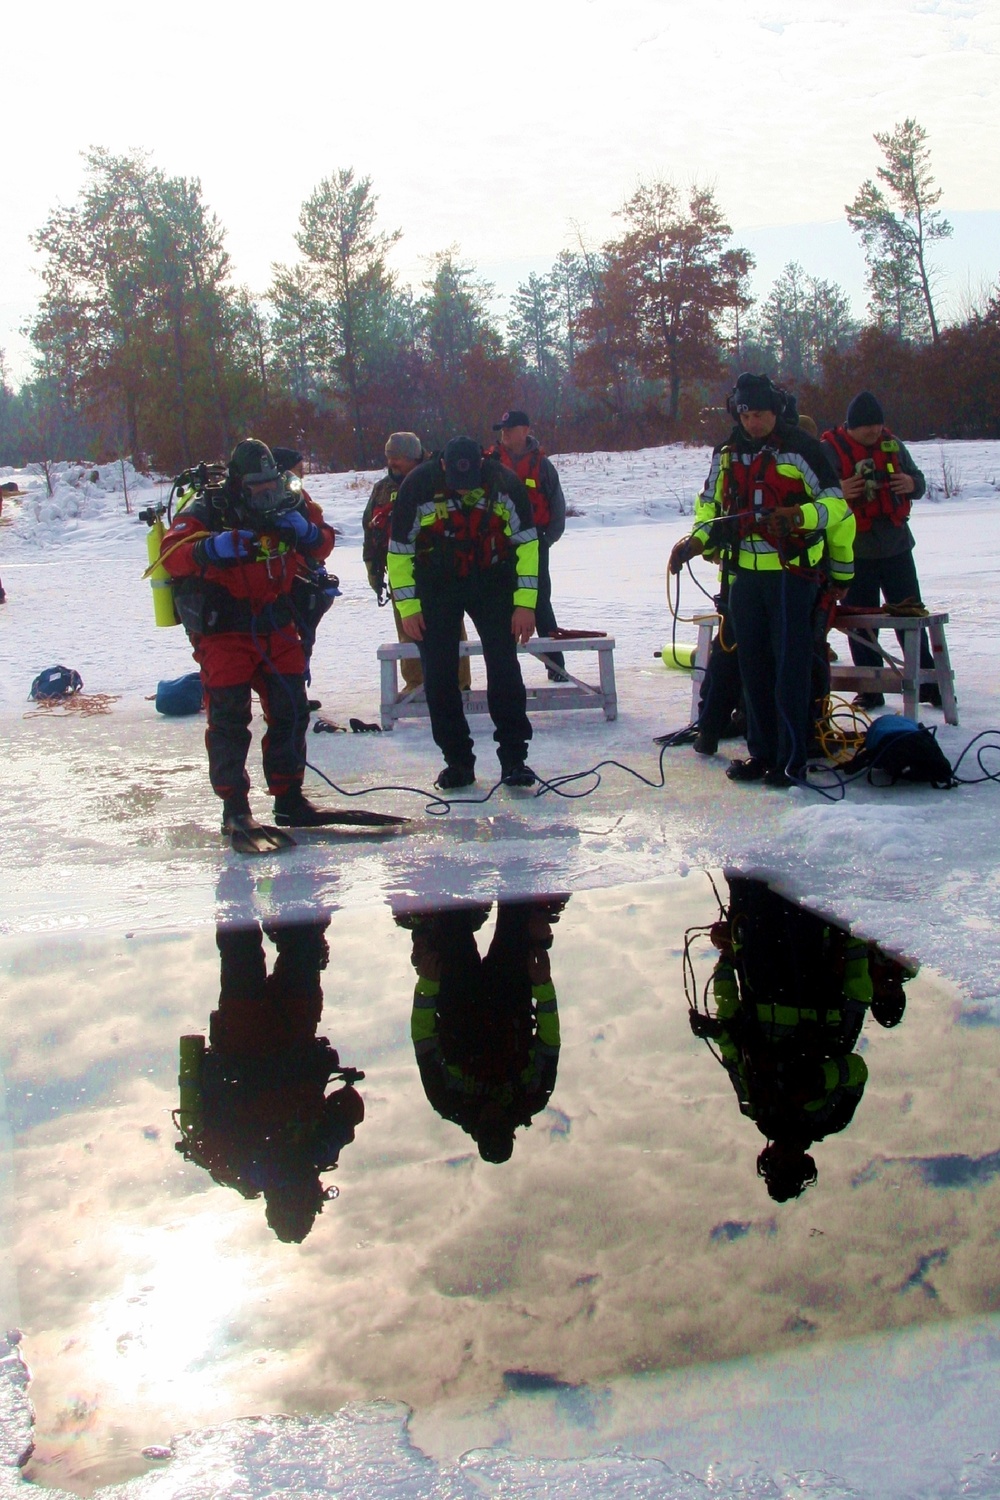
419, 249, 513, 437
757, 262, 856, 384
291, 169, 402, 467
846, 118, 952, 343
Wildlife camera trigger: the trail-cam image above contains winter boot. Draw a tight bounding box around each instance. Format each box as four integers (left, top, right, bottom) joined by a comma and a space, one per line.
434, 764, 477, 791
273, 789, 344, 827
501, 762, 538, 788
725, 756, 769, 784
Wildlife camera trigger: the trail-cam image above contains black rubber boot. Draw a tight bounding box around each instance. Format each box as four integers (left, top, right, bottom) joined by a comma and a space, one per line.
763, 766, 799, 789
725, 757, 769, 784
501, 763, 537, 788
434, 765, 477, 791
221, 794, 252, 826
273, 790, 340, 827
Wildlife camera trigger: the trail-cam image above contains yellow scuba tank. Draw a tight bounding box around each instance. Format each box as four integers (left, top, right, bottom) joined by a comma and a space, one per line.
177, 1034, 206, 1139
661, 642, 696, 670
146, 510, 180, 627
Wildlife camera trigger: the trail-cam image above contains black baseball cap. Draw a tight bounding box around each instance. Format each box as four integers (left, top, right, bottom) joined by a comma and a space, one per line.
492, 408, 530, 431
443, 437, 483, 490
271, 446, 304, 471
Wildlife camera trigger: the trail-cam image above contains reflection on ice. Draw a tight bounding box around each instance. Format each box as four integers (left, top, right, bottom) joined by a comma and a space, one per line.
0, 872, 998, 1497
175, 920, 364, 1243
399, 898, 566, 1164
686, 873, 916, 1200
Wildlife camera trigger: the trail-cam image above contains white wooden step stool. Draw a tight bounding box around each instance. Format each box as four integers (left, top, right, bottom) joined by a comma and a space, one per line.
377, 636, 617, 730
688, 610, 958, 725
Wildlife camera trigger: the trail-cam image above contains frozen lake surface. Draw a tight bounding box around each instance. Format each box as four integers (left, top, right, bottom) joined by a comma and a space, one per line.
0, 442, 999, 1497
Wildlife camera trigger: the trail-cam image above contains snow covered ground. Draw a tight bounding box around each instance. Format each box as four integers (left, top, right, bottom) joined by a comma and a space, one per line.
2, 441, 1000, 1498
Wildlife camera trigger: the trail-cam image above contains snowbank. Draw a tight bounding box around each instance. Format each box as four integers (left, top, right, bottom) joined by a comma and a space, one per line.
9, 459, 161, 549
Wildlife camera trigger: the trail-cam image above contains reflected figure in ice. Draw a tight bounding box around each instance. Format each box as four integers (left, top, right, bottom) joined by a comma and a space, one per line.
398, 898, 565, 1163
175, 918, 365, 1241
688, 875, 915, 1201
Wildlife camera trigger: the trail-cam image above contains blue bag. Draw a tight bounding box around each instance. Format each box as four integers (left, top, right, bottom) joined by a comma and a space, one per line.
848, 714, 955, 789
30, 665, 83, 700
155, 672, 204, 716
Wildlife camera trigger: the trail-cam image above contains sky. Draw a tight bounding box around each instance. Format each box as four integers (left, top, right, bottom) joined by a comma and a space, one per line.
2, 0, 999, 383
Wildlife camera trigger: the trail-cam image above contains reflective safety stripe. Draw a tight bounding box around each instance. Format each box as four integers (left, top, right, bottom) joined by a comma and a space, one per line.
756, 1003, 842, 1026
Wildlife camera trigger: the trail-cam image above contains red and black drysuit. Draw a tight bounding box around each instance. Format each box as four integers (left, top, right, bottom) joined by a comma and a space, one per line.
486, 437, 567, 674
162, 488, 335, 808
175, 918, 365, 1243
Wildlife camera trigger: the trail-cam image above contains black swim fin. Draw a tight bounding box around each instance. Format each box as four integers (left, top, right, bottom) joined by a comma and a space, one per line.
223, 813, 297, 855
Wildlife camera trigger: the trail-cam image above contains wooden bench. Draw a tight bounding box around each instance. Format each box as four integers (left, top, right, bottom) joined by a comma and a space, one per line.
689, 609, 958, 726
377, 636, 618, 730
829, 610, 958, 724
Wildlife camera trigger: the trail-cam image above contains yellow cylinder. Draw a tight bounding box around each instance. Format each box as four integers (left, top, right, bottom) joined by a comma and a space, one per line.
177, 1034, 206, 1137
147, 516, 179, 627
661, 642, 696, 670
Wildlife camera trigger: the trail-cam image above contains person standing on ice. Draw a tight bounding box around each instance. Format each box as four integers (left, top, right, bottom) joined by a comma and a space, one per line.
161, 439, 343, 853
670, 374, 854, 788
486, 409, 568, 681
362, 432, 472, 694
0, 481, 23, 601
821, 392, 939, 710
388, 436, 539, 790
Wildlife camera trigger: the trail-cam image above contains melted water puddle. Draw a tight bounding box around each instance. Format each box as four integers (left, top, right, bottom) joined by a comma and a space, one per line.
0, 873, 994, 1494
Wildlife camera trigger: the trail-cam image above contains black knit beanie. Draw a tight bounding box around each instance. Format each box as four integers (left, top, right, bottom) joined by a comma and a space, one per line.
846, 392, 884, 428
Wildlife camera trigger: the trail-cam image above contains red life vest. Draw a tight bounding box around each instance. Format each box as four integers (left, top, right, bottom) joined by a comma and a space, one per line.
416, 488, 511, 579
491, 443, 550, 527
720, 442, 819, 548
821, 426, 910, 532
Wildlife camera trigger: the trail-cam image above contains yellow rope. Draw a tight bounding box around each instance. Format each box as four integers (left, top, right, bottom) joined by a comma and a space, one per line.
814, 694, 871, 764
25, 693, 121, 718
141, 531, 211, 579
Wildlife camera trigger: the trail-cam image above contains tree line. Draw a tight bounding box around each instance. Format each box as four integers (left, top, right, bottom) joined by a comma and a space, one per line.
1, 121, 997, 472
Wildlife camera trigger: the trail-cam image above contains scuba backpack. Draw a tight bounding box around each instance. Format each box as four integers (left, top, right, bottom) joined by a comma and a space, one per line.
846, 714, 956, 789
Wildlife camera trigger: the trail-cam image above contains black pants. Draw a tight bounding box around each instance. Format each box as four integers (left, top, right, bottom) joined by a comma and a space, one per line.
535, 539, 564, 673
205, 672, 308, 804
698, 609, 743, 736
418, 569, 532, 771
729, 569, 818, 774
845, 550, 933, 671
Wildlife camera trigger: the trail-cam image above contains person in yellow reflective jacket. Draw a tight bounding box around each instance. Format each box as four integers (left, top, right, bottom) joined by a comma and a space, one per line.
388, 437, 539, 790
688, 874, 916, 1201
671, 374, 854, 786
400, 898, 566, 1163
